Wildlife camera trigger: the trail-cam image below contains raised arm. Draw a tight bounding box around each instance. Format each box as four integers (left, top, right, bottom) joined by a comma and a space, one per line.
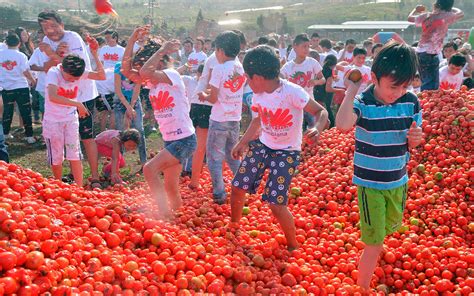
335, 81, 360, 132
122, 26, 150, 84
451, 7, 464, 21
408, 5, 426, 22
139, 40, 181, 85
87, 46, 106, 80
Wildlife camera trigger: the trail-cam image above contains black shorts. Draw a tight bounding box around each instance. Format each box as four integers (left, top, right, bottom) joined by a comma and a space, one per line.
79, 100, 96, 140
95, 94, 115, 112
140, 88, 151, 111
190, 103, 212, 129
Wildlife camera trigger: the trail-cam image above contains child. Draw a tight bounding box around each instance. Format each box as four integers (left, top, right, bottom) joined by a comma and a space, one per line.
439, 53, 466, 90
337, 39, 357, 63
439, 41, 458, 68
0, 33, 36, 143
409, 73, 422, 93
29, 30, 49, 121
280, 34, 325, 130
43, 52, 105, 187
95, 128, 140, 184
408, 0, 464, 90
187, 38, 207, 76
230, 45, 328, 250
313, 54, 345, 128
340, 47, 372, 95
138, 33, 197, 220
335, 43, 423, 293
197, 31, 245, 204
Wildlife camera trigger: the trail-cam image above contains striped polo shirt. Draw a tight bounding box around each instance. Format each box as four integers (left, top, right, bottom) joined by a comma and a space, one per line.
353, 85, 422, 190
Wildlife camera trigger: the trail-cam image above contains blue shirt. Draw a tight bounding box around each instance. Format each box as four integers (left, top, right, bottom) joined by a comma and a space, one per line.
353, 85, 422, 190
114, 62, 135, 102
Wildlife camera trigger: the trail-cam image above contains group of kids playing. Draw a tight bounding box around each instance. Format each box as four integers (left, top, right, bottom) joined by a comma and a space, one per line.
0, 0, 466, 292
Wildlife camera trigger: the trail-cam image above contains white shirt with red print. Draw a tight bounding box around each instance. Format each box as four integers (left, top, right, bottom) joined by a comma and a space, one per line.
148, 69, 195, 142
209, 59, 246, 122
0, 48, 29, 90
252, 79, 310, 151
44, 65, 89, 122
337, 50, 354, 63
97, 45, 124, 95
42, 31, 98, 103
415, 11, 460, 55
187, 51, 207, 74
280, 57, 322, 100
439, 66, 463, 91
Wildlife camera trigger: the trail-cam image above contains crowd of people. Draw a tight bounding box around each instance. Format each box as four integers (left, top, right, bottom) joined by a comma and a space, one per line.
0, 0, 470, 293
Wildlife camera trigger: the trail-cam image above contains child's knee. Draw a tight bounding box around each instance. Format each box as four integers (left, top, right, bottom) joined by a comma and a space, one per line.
269, 204, 291, 217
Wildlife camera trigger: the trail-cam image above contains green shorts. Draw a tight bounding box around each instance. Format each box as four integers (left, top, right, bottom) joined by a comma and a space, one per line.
358, 184, 407, 245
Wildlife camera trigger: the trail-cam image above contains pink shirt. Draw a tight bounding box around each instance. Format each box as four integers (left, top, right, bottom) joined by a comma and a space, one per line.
415, 11, 460, 54
95, 130, 120, 148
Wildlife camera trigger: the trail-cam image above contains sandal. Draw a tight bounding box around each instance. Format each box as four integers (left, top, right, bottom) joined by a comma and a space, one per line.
90, 179, 103, 189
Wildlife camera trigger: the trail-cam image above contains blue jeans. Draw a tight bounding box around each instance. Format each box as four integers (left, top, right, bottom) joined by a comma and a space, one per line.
417, 52, 440, 91
0, 122, 9, 163
206, 120, 241, 200
114, 100, 147, 164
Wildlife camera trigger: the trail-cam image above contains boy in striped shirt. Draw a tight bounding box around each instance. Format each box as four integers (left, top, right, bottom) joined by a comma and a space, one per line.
336, 42, 423, 293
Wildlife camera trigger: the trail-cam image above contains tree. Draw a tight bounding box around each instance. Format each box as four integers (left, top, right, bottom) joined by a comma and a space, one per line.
0, 7, 21, 26
196, 9, 204, 23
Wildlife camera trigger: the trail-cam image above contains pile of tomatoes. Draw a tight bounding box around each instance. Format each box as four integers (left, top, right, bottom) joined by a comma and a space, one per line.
0, 88, 472, 295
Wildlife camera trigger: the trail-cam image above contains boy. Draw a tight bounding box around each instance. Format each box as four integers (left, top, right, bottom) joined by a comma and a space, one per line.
336, 43, 423, 293
230, 45, 328, 250
281, 34, 325, 129
408, 0, 464, 90
198, 31, 245, 204
38, 10, 101, 184
29, 30, 49, 121
319, 38, 338, 64
0, 33, 36, 144
439, 53, 466, 90
439, 41, 458, 68
43, 51, 105, 187
339, 47, 372, 95
96, 30, 124, 131
337, 39, 357, 63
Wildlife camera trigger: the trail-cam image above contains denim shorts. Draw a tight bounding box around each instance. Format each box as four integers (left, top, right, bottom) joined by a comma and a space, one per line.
164, 134, 197, 165
232, 140, 301, 205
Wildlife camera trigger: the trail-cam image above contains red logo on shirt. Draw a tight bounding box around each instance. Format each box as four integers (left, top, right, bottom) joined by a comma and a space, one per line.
57, 86, 79, 99
223, 72, 246, 93
103, 53, 119, 61
149, 91, 175, 112
422, 18, 445, 34
187, 59, 198, 65
439, 81, 457, 90
1, 60, 17, 71
252, 105, 293, 130
289, 71, 312, 88
362, 73, 370, 83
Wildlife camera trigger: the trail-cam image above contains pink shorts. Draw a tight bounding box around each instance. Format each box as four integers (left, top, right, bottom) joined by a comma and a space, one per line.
43, 120, 82, 166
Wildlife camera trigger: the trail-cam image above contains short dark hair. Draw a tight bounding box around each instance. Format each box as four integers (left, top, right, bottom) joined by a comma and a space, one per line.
38, 11, 63, 25
195, 38, 204, 46
204, 38, 212, 43
353, 47, 367, 57
6, 34, 20, 47
62, 55, 86, 77
311, 32, 320, 39
214, 31, 240, 58
243, 45, 280, 80
104, 30, 119, 42
232, 29, 246, 46
309, 50, 320, 62
435, 0, 454, 11
267, 39, 278, 48
119, 129, 141, 145
449, 53, 467, 67
183, 39, 193, 47
372, 43, 383, 54
346, 39, 357, 46
320, 38, 332, 49
258, 36, 269, 45
293, 33, 310, 46
96, 37, 106, 46
372, 42, 418, 86
443, 41, 458, 51
363, 40, 373, 48
133, 40, 162, 68
323, 54, 338, 68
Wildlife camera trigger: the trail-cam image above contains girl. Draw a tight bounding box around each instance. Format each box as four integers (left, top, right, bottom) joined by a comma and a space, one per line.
127, 27, 197, 220
95, 128, 141, 185
313, 54, 344, 128
15, 27, 34, 58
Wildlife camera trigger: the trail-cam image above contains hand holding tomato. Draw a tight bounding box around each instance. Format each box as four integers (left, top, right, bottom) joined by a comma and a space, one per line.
407, 121, 423, 148
131, 26, 150, 42
231, 141, 249, 160
304, 128, 320, 145
86, 35, 99, 52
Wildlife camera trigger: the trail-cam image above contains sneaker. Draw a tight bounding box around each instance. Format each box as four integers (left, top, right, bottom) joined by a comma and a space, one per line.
25, 137, 36, 144
4, 134, 13, 140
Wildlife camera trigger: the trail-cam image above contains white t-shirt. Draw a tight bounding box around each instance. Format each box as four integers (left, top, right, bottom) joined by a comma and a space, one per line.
280, 57, 322, 100
209, 59, 245, 122
252, 79, 310, 151
44, 65, 88, 122
148, 69, 195, 141
133, 42, 142, 53
0, 48, 29, 90
287, 48, 296, 61
343, 64, 372, 95
42, 31, 98, 102
194, 53, 218, 106
0, 43, 6, 50
99, 45, 125, 69
439, 66, 463, 90
187, 51, 207, 74
182, 75, 199, 104
320, 49, 338, 64
28, 48, 49, 95
337, 50, 354, 63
